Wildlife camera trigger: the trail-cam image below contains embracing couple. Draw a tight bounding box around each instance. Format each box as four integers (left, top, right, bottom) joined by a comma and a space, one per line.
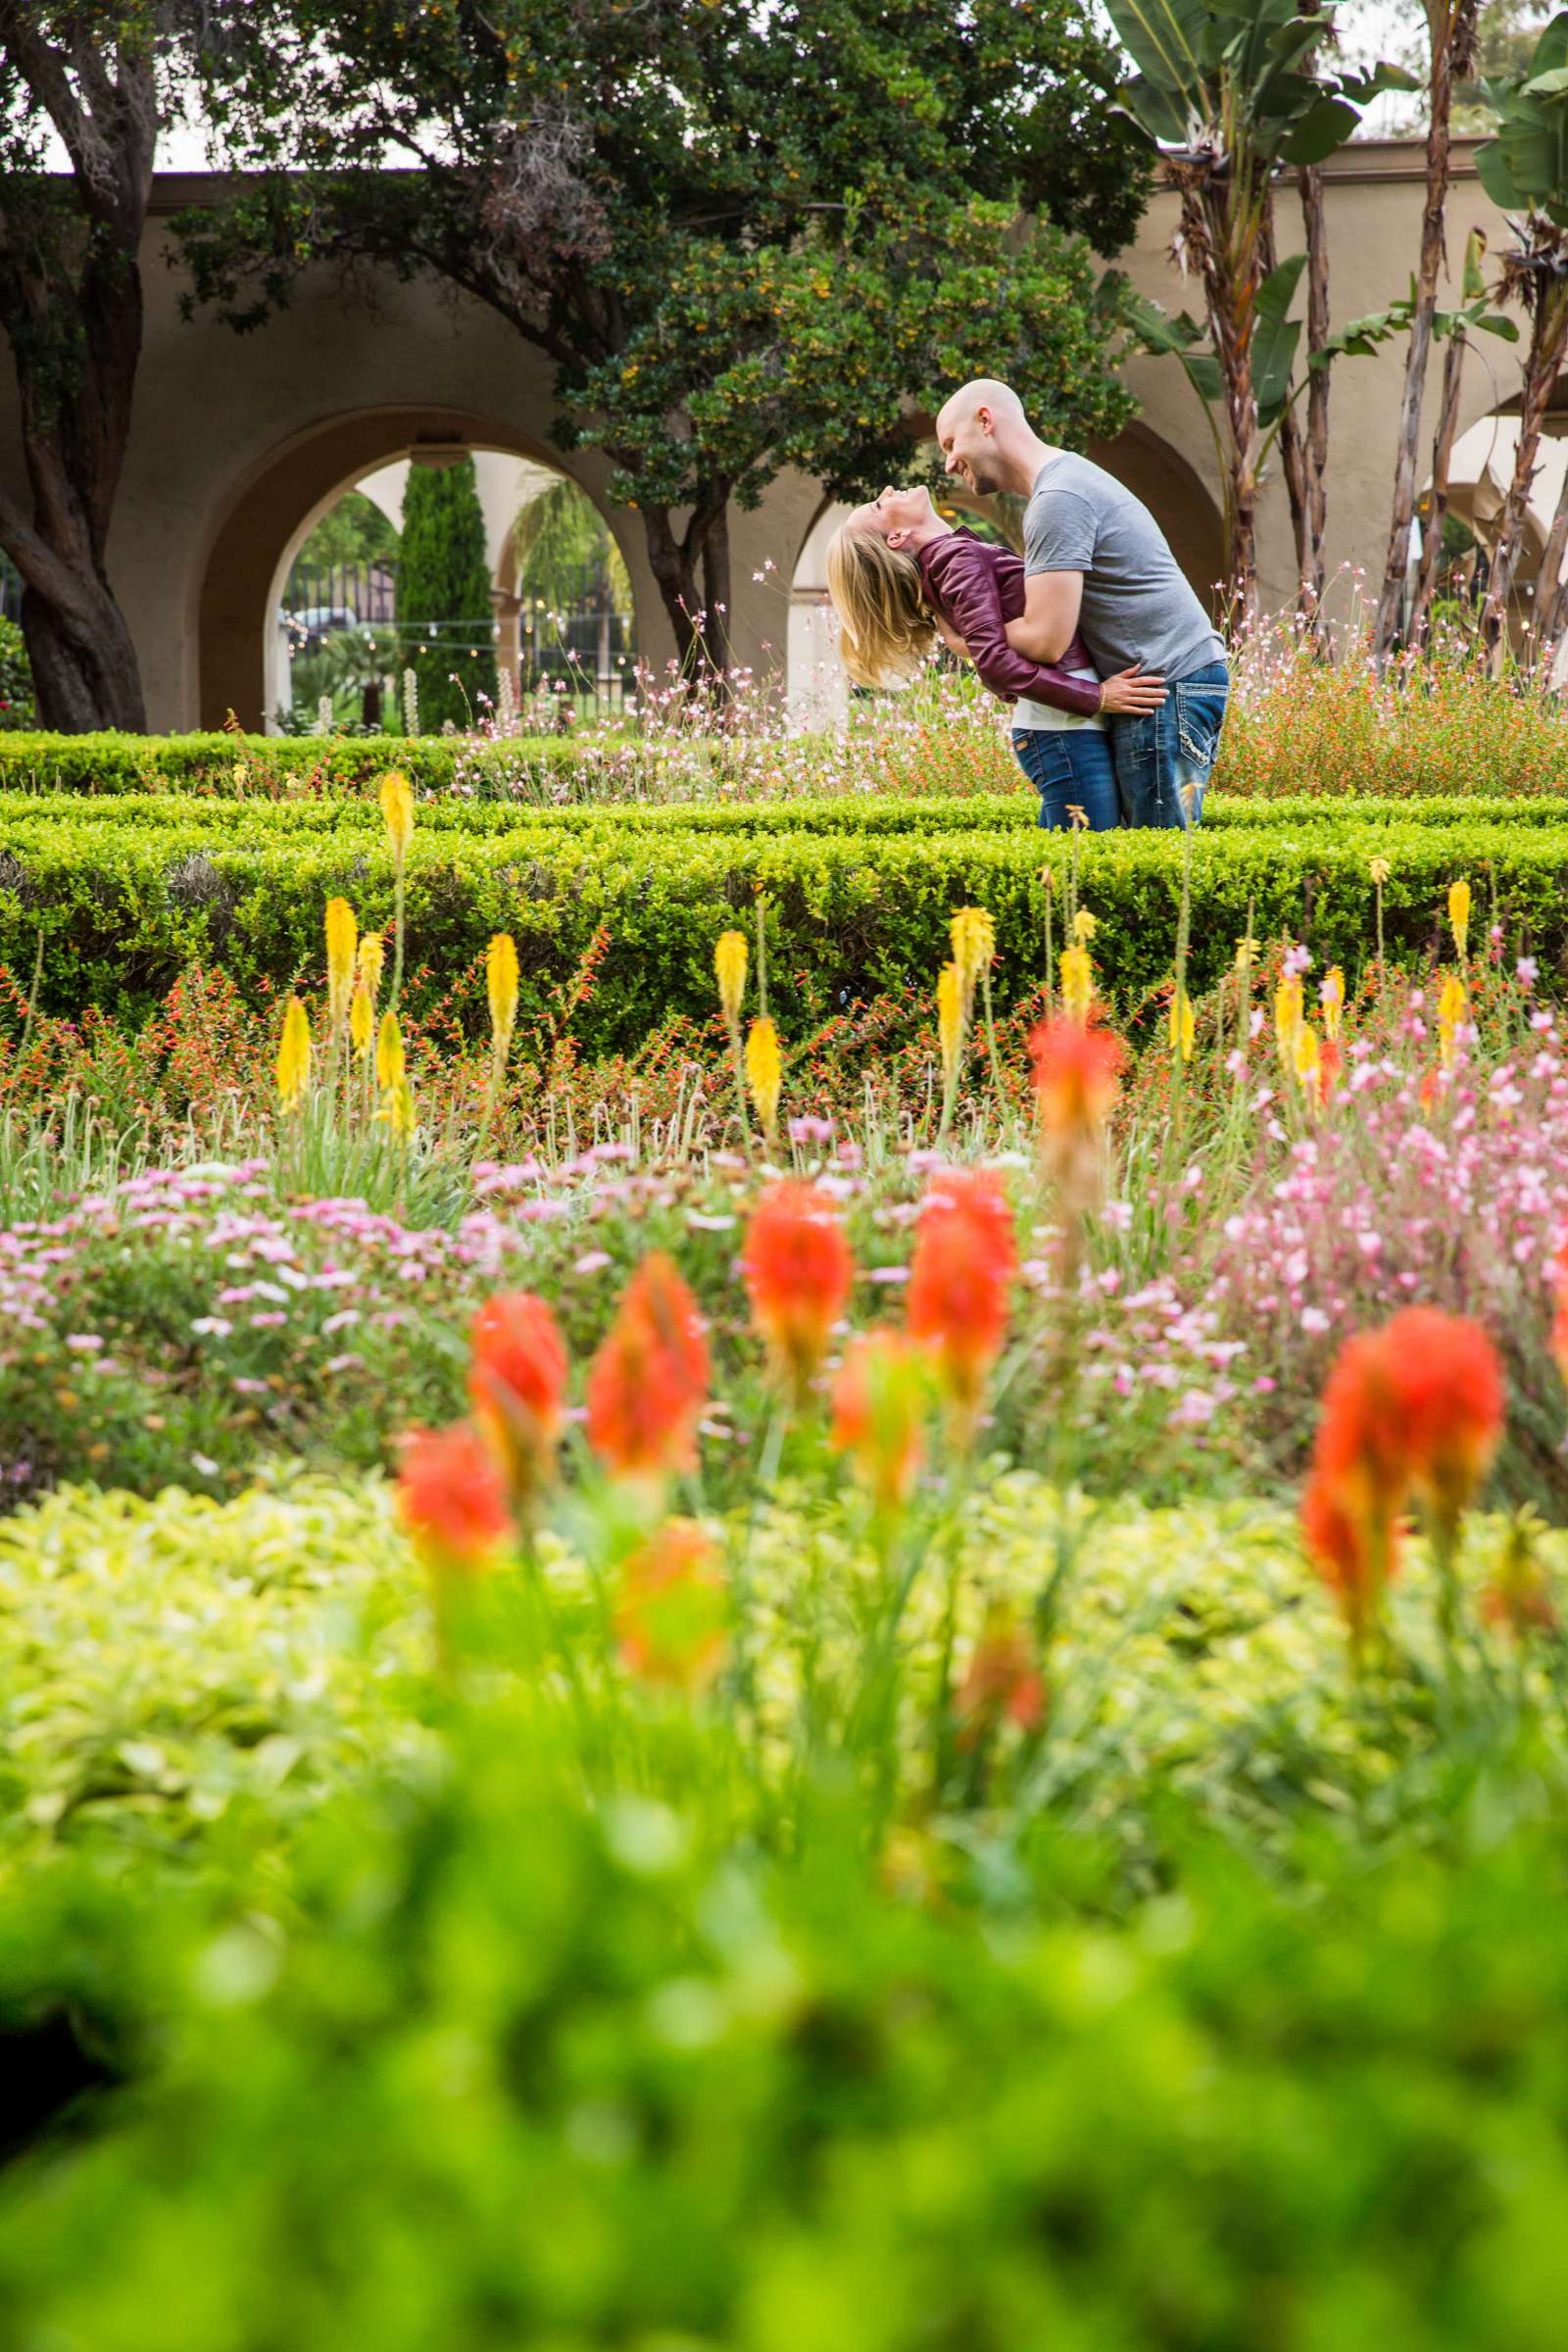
826, 378, 1230, 831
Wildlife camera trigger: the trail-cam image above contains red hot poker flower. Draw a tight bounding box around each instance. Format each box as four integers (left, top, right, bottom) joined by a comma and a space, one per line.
1379, 1305, 1503, 1526
398, 1421, 513, 1575
1301, 1468, 1399, 1650
1310, 1324, 1410, 1528
468, 1290, 568, 1506
829, 1330, 928, 1514
742, 1180, 855, 1399
956, 1603, 1048, 1751
614, 1518, 729, 1692
586, 1252, 710, 1479
1028, 1017, 1125, 1145
906, 1167, 1016, 1420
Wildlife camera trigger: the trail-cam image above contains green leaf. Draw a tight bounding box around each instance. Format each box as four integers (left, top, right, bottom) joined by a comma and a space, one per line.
1279, 93, 1359, 167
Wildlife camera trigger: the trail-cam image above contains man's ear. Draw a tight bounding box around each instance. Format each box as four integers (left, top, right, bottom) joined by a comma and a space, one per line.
977, 405, 996, 438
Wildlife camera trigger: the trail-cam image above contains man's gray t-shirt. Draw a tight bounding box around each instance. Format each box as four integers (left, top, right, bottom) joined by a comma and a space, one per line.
1021, 453, 1225, 684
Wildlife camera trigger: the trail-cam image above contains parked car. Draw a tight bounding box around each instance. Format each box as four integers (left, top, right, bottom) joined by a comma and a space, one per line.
282, 604, 360, 656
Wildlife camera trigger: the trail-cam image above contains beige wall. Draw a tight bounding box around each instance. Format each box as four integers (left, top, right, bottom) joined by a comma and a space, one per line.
0, 147, 1518, 731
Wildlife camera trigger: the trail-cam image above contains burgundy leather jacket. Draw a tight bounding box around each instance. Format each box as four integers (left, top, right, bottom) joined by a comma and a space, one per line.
915, 528, 1102, 716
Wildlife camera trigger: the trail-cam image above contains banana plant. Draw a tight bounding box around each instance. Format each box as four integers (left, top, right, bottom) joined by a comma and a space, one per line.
1473, 11, 1568, 654
1105, 0, 1414, 616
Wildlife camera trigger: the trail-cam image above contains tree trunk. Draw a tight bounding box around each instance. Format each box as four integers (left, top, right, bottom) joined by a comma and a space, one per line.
1298, 161, 1331, 619
1408, 326, 1467, 651
701, 513, 732, 674
1184, 165, 1266, 625
1372, 2, 1474, 663
20, 577, 146, 734
1528, 436, 1568, 669
1481, 274, 1568, 654
1262, 197, 1311, 609
0, 18, 158, 731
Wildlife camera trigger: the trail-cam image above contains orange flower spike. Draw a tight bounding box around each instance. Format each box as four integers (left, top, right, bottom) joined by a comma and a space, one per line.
1480, 1512, 1558, 1643
614, 1518, 729, 1692
906, 1167, 1016, 1421
1382, 1305, 1504, 1528
398, 1422, 514, 1576
1028, 1017, 1125, 1145
1311, 1324, 1411, 1527
741, 1180, 855, 1401
829, 1330, 929, 1514
1301, 1469, 1398, 1652
955, 1603, 1048, 1752
586, 1252, 710, 1479
467, 1290, 568, 1509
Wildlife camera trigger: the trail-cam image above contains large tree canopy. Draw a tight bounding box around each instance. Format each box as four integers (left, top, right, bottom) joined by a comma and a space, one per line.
181, 0, 1151, 670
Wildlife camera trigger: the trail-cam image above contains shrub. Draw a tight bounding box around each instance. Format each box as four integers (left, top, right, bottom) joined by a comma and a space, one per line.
5, 795, 1568, 1038
0, 618, 34, 732
396, 457, 499, 732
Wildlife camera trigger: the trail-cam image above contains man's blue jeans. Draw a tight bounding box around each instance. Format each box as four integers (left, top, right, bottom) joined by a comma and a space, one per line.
1111, 658, 1230, 829
1009, 725, 1120, 831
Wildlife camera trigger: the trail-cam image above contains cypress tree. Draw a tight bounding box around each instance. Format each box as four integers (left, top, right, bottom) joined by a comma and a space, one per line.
396, 456, 497, 731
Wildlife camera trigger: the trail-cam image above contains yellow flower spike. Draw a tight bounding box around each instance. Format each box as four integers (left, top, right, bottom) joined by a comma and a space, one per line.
950, 906, 996, 1016
349, 976, 373, 1058
357, 932, 385, 1004
1235, 935, 1257, 973
1447, 877, 1471, 962
1294, 1020, 1322, 1108
379, 1076, 416, 1142
1071, 908, 1098, 945
275, 997, 312, 1111
1320, 964, 1345, 1042
745, 1014, 782, 1140
1168, 983, 1195, 1064
1438, 969, 1468, 1069
714, 930, 749, 1028
376, 1006, 406, 1094
324, 897, 358, 1029
1059, 943, 1095, 1024
1369, 856, 1392, 886
1274, 972, 1303, 1065
486, 931, 519, 1058
937, 960, 963, 1094
378, 770, 414, 863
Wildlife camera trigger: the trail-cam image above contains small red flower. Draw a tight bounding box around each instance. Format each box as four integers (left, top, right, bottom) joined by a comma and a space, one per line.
829, 1330, 928, 1513
467, 1290, 567, 1505
614, 1518, 729, 1691
1380, 1306, 1503, 1524
1311, 1325, 1409, 1527
398, 1421, 513, 1573
1301, 1468, 1398, 1646
586, 1252, 710, 1478
906, 1167, 1015, 1420
741, 1180, 855, 1398
956, 1604, 1048, 1750
1027, 1017, 1125, 1143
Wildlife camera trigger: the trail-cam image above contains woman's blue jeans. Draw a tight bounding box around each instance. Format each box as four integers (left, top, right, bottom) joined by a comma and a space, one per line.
1009, 725, 1120, 831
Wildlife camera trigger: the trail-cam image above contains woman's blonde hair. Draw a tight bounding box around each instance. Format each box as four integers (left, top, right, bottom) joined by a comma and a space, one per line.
824, 527, 937, 689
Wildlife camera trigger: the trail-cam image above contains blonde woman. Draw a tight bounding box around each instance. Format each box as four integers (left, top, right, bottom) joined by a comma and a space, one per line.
825, 485, 1165, 830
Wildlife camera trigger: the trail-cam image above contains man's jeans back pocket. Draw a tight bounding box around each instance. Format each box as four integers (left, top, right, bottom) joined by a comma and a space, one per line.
1174, 679, 1227, 778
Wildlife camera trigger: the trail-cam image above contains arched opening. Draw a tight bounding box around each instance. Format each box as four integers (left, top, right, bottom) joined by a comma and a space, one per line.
196, 406, 644, 732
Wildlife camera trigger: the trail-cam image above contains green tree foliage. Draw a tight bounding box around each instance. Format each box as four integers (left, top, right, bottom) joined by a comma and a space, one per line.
396, 459, 498, 734
511, 479, 632, 621
1105, 0, 1412, 611
297, 491, 399, 571
180, 0, 1150, 671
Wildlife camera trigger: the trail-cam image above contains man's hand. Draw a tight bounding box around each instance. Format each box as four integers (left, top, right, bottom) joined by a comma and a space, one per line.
1098, 665, 1167, 715
1009, 569, 1084, 663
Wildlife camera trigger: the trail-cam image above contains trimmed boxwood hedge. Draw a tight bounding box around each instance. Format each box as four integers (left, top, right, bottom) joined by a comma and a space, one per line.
3, 797, 1562, 1046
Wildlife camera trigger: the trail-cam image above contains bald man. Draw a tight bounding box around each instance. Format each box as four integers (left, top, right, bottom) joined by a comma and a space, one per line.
935, 379, 1228, 830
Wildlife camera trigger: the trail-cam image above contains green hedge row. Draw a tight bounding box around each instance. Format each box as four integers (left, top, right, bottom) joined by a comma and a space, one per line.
2, 808, 1555, 1044
7, 786, 1568, 850
0, 730, 750, 802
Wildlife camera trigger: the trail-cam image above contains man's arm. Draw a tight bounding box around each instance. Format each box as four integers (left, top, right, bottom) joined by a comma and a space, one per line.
1010, 570, 1084, 664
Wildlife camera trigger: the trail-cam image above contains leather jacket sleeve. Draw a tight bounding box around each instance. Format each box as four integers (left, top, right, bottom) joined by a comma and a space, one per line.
922, 537, 1102, 715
